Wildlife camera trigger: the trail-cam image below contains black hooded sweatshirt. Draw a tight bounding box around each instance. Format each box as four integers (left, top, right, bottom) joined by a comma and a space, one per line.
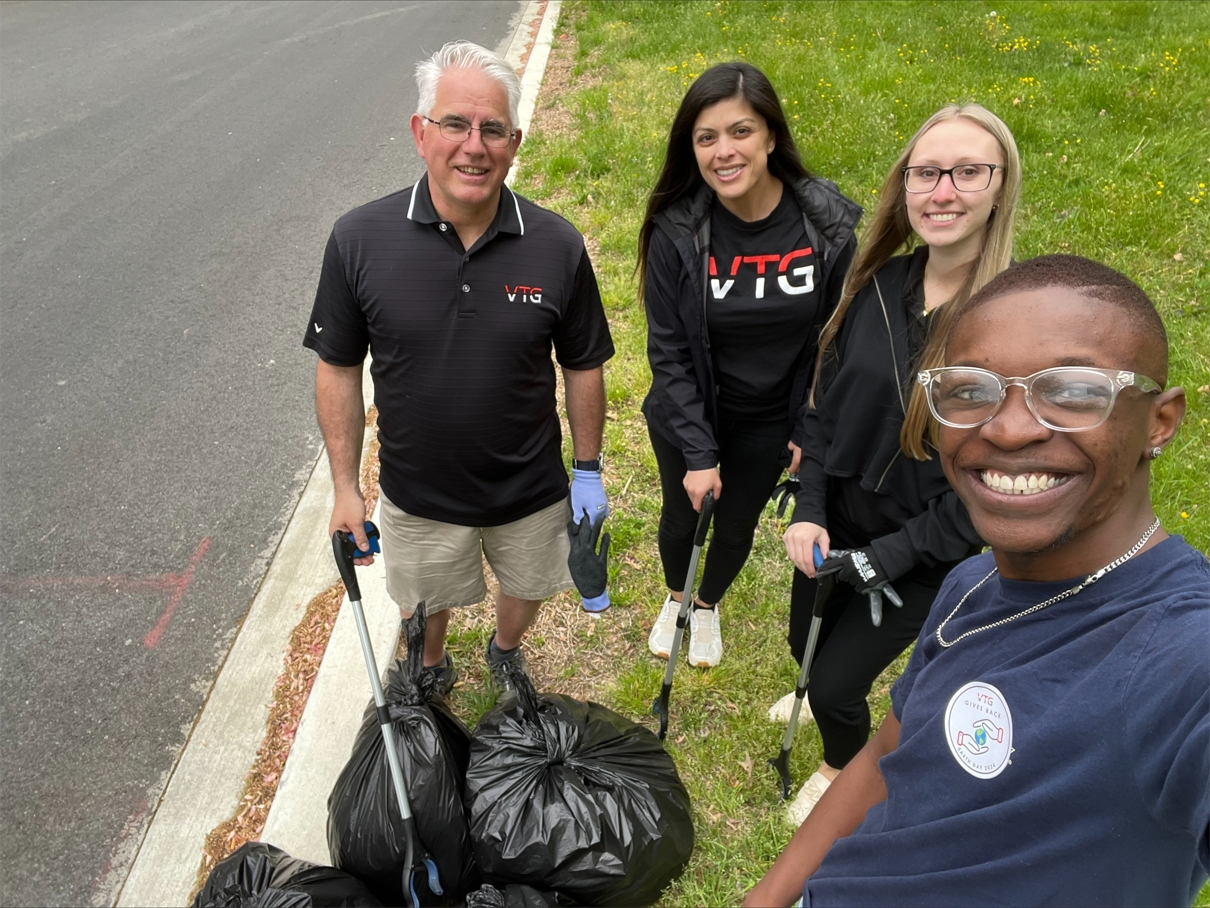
641, 177, 861, 469
792, 248, 982, 581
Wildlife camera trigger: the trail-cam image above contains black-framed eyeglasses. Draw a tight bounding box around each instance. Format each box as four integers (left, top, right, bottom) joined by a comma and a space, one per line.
421, 115, 515, 148
917, 366, 1163, 432
902, 163, 1000, 193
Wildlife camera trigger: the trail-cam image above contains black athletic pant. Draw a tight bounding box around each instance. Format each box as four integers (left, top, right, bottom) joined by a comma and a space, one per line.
788, 555, 958, 769
648, 414, 788, 605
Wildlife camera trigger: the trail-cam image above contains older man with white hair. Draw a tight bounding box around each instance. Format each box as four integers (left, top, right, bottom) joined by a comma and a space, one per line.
304, 41, 614, 693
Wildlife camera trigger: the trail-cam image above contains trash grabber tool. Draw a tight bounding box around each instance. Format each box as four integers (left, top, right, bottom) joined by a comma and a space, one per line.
652, 490, 715, 741
333, 522, 442, 907
769, 544, 835, 800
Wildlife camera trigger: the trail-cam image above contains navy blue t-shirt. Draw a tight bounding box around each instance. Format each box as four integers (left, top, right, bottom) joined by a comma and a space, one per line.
807, 535, 1210, 907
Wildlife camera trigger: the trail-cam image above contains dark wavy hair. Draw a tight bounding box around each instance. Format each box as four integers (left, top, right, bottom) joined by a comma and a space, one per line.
636, 62, 811, 300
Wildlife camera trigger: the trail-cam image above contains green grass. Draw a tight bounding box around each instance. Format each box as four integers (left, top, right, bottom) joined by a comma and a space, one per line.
503, 2, 1210, 904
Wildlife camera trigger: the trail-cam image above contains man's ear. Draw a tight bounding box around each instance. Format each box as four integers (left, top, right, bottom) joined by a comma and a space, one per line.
1148, 386, 1187, 454
410, 113, 427, 159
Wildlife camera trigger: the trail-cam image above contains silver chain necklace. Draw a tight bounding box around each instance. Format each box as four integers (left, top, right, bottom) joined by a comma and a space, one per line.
935, 518, 1162, 649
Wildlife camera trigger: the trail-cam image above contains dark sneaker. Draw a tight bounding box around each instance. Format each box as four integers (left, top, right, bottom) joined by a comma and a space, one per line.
484, 633, 530, 693
425, 652, 458, 698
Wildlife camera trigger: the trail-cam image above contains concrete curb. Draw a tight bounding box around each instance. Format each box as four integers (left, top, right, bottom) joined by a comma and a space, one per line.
257, 499, 392, 865
115, 2, 562, 903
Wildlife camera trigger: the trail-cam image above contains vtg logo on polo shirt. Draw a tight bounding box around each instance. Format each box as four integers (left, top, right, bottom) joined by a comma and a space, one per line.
505, 284, 543, 304
944, 681, 1014, 779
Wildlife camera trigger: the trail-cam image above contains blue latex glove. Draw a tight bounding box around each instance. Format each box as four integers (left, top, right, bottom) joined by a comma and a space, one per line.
570, 468, 609, 526
581, 590, 611, 613
570, 469, 609, 611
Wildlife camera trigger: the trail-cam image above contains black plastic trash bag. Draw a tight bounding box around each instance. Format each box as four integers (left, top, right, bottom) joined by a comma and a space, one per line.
191, 841, 381, 907
465, 665, 694, 906
463, 883, 560, 908
328, 607, 479, 906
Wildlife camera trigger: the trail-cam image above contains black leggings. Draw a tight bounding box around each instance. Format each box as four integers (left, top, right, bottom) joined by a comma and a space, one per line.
648, 416, 788, 605
788, 556, 957, 769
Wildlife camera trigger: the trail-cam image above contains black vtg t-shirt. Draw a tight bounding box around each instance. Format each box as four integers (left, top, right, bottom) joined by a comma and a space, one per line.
707, 188, 820, 420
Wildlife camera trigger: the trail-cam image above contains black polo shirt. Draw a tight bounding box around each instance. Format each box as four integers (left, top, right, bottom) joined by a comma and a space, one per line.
304, 175, 614, 527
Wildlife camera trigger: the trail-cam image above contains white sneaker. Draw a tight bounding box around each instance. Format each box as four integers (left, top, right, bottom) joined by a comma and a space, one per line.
687, 605, 722, 667
647, 594, 680, 659
786, 771, 832, 826
768, 691, 814, 725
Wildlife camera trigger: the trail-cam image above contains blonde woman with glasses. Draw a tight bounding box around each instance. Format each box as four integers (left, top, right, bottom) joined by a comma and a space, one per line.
775, 104, 1022, 823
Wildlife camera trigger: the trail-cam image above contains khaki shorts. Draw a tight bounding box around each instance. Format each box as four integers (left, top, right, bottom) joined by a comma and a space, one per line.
379, 493, 573, 616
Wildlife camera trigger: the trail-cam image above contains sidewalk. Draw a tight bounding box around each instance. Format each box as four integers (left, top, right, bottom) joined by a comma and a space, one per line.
115, 3, 561, 903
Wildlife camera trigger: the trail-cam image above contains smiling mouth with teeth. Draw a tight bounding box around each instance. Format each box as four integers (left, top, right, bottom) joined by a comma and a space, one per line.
927, 213, 960, 221
456, 166, 488, 175
716, 166, 743, 176
979, 470, 1070, 495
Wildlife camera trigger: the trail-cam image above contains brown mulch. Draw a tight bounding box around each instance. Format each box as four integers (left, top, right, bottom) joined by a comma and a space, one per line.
516, 0, 549, 79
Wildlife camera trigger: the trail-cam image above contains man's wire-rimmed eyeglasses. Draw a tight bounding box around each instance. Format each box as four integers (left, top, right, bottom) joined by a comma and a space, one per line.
421, 115, 515, 148
902, 163, 1000, 193
917, 366, 1163, 432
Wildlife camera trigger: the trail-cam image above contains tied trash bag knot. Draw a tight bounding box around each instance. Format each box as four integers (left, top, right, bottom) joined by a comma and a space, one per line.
465, 678, 694, 905
393, 604, 436, 707
502, 665, 617, 794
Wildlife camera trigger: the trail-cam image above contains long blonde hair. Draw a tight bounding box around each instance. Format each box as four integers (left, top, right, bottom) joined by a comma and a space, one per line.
812, 103, 1022, 459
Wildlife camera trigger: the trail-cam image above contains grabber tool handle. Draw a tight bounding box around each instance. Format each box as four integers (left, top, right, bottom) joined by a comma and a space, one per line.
332, 521, 381, 602
693, 490, 716, 545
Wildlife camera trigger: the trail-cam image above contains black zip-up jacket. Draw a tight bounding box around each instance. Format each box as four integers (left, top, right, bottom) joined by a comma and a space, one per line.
641, 178, 861, 469
791, 250, 982, 581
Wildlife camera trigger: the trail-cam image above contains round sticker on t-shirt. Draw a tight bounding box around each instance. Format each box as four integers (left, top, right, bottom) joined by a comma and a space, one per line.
944, 681, 1013, 779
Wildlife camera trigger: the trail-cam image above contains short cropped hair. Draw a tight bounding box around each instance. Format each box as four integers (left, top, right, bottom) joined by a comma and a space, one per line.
951, 254, 1169, 380
415, 41, 522, 126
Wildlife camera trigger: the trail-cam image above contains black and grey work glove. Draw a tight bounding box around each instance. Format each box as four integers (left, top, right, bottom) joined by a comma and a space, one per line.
769, 474, 800, 518
817, 547, 904, 628
567, 513, 610, 606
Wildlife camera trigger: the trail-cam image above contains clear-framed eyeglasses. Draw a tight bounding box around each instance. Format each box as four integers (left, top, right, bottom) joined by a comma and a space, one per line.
917, 366, 1163, 432
902, 163, 1000, 193
421, 115, 515, 148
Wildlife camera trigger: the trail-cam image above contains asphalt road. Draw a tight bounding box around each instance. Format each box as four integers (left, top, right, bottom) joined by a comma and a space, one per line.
0, 2, 520, 903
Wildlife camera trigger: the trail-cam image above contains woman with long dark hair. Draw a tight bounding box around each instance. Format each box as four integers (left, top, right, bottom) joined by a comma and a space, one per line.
639, 62, 861, 668
776, 103, 1022, 823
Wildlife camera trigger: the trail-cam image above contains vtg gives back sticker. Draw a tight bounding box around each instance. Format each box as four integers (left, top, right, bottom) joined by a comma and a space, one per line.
944, 681, 1013, 779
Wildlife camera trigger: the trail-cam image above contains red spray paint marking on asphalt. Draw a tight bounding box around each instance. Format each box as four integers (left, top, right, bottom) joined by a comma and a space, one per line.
0, 537, 211, 649
143, 537, 211, 648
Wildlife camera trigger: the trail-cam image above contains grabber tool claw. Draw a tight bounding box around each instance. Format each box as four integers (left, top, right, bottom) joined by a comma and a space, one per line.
652, 491, 715, 741
769, 544, 836, 800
